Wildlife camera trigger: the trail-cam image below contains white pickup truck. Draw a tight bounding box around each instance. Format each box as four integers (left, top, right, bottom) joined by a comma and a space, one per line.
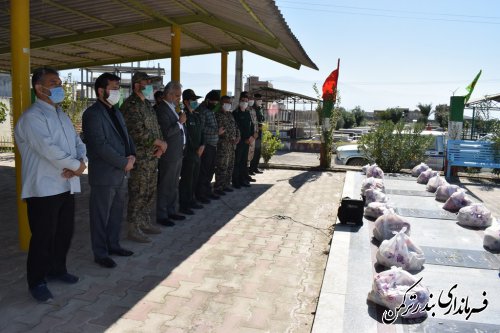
335, 130, 447, 170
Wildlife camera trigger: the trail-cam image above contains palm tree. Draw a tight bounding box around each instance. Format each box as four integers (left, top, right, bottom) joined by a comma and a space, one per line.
417, 103, 433, 124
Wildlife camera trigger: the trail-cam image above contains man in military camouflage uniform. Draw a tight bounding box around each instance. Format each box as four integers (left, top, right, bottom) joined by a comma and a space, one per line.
249, 93, 265, 174
214, 95, 240, 195
120, 72, 167, 243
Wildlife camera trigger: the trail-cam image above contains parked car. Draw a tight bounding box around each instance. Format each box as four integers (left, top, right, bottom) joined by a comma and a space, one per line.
335, 130, 447, 170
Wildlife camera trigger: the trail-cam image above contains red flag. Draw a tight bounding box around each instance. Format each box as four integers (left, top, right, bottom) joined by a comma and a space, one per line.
322, 59, 340, 101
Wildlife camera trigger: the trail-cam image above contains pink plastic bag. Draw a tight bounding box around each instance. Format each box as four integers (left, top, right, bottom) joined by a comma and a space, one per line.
376, 228, 425, 271
365, 202, 392, 219
373, 212, 411, 241
443, 191, 472, 213
435, 184, 463, 202
361, 177, 385, 195
426, 175, 448, 193
483, 221, 500, 251
411, 162, 429, 177
365, 188, 388, 205
366, 164, 385, 179
417, 169, 438, 184
457, 203, 493, 228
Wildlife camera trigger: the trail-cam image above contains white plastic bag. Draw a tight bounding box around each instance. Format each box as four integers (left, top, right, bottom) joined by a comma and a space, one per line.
376, 228, 425, 271
373, 212, 411, 241
457, 203, 493, 228
361, 177, 385, 195
365, 188, 388, 205
367, 266, 430, 320
365, 202, 393, 219
366, 164, 384, 179
443, 191, 472, 213
435, 184, 463, 202
426, 175, 448, 193
411, 163, 429, 177
362, 164, 370, 175
416, 169, 438, 184
483, 220, 500, 251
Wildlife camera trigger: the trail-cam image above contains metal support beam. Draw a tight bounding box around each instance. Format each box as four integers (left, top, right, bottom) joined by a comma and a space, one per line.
171, 25, 181, 82
10, 0, 30, 251
221, 51, 228, 96
244, 45, 301, 69
234, 50, 243, 102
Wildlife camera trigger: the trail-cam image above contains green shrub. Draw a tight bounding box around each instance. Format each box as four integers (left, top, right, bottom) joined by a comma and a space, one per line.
358, 121, 434, 173
261, 123, 283, 165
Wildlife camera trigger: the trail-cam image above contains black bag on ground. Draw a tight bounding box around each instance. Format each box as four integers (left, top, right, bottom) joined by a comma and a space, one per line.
337, 197, 364, 226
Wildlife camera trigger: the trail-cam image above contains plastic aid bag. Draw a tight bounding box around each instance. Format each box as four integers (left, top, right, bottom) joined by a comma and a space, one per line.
442, 191, 472, 213
367, 267, 430, 321
416, 169, 438, 184
365, 202, 393, 219
361, 177, 385, 195
362, 164, 370, 175
366, 164, 385, 179
426, 175, 448, 193
365, 188, 388, 205
411, 163, 429, 177
483, 221, 500, 251
457, 203, 493, 228
376, 227, 425, 271
373, 212, 411, 241
435, 184, 463, 202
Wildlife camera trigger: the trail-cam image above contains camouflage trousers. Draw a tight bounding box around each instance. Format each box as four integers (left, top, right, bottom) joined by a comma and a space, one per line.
247, 137, 256, 164
214, 140, 235, 191
127, 157, 158, 228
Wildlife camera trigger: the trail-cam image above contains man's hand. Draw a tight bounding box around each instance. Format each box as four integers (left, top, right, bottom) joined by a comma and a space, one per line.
73, 160, 87, 176
61, 169, 75, 179
178, 112, 187, 124
253, 133, 258, 139
246, 136, 255, 145
218, 127, 225, 135
124, 155, 135, 171
153, 139, 168, 154
197, 145, 205, 157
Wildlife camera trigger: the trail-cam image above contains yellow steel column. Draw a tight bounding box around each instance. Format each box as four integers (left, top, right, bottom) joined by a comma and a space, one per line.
171, 25, 181, 82
221, 51, 228, 96
10, 0, 31, 251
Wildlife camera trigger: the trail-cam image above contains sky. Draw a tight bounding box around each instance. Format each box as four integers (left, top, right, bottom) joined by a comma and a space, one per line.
62, 0, 500, 114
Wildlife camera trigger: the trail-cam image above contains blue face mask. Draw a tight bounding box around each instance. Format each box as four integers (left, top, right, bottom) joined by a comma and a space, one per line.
190, 101, 199, 109
142, 85, 153, 97
44, 86, 65, 104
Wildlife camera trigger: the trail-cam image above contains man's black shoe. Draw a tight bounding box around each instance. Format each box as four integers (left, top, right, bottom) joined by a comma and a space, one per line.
191, 203, 204, 209
94, 257, 117, 268
179, 207, 195, 215
208, 193, 220, 200
214, 189, 226, 196
254, 169, 264, 174
249, 171, 255, 176
248, 177, 256, 182
47, 272, 79, 284
30, 283, 53, 302
241, 182, 251, 187
197, 197, 210, 204
169, 214, 186, 221
109, 248, 134, 256
223, 187, 234, 192
232, 183, 241, 189
157, 218, 176, 226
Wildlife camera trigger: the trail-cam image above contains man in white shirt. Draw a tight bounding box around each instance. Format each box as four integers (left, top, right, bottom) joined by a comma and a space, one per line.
14, 67, 87, 302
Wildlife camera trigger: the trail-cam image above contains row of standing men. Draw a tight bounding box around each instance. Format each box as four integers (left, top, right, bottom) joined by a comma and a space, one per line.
14, 67, 265, 302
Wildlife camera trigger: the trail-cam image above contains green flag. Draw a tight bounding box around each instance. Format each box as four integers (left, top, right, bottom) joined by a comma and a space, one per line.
464, 70, 481, 103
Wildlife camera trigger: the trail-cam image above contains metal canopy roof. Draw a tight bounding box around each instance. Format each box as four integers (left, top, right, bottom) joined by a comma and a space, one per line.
0, 0, 318, 72
251, 86, 319, 103
466, 93, 500, 106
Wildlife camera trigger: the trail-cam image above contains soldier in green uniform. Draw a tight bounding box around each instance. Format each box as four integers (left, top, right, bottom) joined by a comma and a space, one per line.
178, 89, 205, 215
120, 72, 167, 243
232, 92, 254, 188
214, 95, 240, 195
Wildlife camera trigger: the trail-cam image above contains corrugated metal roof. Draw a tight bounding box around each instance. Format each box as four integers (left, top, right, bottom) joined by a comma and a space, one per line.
0, 0, 317, 71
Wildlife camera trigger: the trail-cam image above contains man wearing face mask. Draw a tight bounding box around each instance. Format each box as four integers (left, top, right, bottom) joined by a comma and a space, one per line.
214, 95, 240, 195
14, 67, 87, 302
121, 72, 167, 243
195, 90, 224, 203
155, 81, 187, 224
178, 89, 205, 214
82, 73, 136, 268
249, 93, 265, 174
232, 92, 254, 188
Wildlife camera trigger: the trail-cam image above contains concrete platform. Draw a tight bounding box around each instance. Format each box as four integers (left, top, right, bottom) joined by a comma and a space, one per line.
313, 171, 500, 333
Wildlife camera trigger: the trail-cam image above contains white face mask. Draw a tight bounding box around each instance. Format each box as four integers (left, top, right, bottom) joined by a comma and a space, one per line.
222, 103, 232, 112
255, 100, 263, 107
239, 102, 248, 110
248, 100, 255, 107
106, 89, 121, 105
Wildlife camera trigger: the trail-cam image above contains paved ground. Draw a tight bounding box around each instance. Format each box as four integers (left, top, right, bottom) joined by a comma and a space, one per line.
0, 153, 344, 333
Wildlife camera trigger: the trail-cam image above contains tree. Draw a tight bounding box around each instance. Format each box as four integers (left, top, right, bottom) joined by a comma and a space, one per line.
417, 103, 433, 124
434, 104, 449, 129
60, 74, 88, 128
0, 100, 7, 124
352, 106, 366, 126
379, 108, 404, 124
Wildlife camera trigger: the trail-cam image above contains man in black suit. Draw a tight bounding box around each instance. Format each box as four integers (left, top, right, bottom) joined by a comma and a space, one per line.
155, 81, 187, 224
82, 73, 135, 269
